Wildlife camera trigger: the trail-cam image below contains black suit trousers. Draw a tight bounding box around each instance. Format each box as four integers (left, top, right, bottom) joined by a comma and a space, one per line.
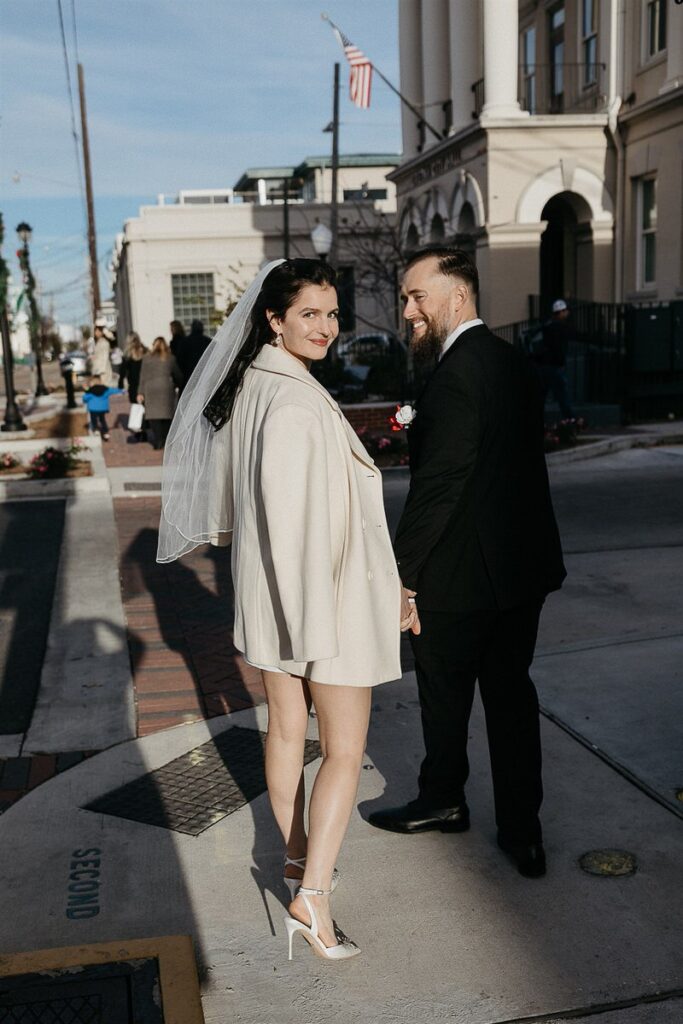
410, 600, 544, 843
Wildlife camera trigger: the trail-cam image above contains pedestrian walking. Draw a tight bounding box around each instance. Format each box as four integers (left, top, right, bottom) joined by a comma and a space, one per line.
178, 318, 212, 383
537, 299, 575, 420
169, 320, 186, 363
122, 332, 147, 441
137, 336, 183, 449
89, 326, 113, 385
368, 247, 566, 879
109, 336, 125, 388
82, 374, 124, 440
158, 259, 407, 961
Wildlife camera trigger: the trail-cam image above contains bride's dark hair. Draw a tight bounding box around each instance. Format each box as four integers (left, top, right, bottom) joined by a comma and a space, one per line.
203, 258, 337, 430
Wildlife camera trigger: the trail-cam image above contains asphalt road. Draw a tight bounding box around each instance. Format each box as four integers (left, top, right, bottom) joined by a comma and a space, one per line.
382, 447, 683, 816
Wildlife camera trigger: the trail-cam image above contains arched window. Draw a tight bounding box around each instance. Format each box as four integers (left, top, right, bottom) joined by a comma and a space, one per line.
457, 202, 476, 235
406, 223, 419, 252
456, 202, 476, 260
430, 213, 445, 242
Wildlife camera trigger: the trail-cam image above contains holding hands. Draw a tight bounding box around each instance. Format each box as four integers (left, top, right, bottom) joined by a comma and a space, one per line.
400, 586, 421, 635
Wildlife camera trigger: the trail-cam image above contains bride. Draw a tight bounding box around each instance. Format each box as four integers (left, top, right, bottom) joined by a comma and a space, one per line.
158, 258, 418, 961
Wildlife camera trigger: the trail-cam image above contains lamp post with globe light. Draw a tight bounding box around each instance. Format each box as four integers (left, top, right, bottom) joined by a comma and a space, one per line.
16, 222, 48, 397
311, 222, 333, 263
0, 214, 26, 431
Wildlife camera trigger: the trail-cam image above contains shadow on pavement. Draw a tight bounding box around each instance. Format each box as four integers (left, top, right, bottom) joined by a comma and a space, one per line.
119, 526, 291, 956
0, 500, 66, 734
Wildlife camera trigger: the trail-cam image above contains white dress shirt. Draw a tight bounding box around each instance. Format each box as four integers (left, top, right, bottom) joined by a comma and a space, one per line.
440, 318, 484, 360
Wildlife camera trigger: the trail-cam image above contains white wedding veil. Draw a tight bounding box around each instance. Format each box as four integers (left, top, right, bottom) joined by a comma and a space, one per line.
157, 258, 285, 563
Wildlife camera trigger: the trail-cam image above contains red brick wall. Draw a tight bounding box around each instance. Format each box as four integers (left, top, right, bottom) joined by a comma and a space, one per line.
341, 403, 396, 433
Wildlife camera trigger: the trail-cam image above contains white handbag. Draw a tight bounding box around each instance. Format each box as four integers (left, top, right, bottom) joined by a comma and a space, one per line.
128, 402, 145, 431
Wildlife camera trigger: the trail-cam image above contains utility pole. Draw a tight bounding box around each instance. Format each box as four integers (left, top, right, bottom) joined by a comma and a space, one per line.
283, 176, 290, 259
78, 62, 101, 326
329, 62, 340, 267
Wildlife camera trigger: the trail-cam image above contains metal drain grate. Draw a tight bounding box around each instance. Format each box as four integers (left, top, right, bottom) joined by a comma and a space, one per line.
84, 726, 321, 835
122, 482, 161, 492
0, 994, 102, 1024
0, 959, 161, 1023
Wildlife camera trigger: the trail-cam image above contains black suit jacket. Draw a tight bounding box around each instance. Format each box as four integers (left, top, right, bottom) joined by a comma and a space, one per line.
394, 324, 566, 612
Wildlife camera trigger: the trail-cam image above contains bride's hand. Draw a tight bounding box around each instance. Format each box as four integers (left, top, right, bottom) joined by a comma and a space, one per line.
400, 587, 421, 635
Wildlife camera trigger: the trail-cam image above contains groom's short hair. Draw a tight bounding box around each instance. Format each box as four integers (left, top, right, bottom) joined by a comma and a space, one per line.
405, 246, 479, 296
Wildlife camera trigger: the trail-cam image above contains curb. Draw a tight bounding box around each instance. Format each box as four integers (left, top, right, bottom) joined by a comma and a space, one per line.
547, 430, 683, 465
0, 476, 110, 500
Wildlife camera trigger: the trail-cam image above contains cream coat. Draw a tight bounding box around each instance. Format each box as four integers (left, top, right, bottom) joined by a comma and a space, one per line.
208, 343, 401, 686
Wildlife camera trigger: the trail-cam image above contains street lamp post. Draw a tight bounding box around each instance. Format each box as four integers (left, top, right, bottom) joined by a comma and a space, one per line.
311, 222, 333, 263
0, 214, 26, 432
16, 222, 48, 397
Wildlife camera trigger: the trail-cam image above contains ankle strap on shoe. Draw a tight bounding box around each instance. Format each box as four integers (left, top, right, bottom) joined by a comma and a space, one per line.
298, 885, 332, 897
284, 855, 306, 869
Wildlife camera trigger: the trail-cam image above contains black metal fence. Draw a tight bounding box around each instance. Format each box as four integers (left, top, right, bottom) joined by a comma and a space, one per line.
495, 298, 683, 422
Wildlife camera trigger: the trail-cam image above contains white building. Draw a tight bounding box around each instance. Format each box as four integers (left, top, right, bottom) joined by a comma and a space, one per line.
112, 154, 400, 345
393, 0, 683, 326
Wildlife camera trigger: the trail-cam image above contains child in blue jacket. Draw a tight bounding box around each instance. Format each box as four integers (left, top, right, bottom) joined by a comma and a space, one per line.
82, 376, 124, 440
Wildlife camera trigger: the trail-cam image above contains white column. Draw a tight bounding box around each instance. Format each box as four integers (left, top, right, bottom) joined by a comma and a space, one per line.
421, 0, 450, 138
399, 0, 424, 157
481, 0, 526, 118
449, 0, 480, 133
660, 0, 683, 94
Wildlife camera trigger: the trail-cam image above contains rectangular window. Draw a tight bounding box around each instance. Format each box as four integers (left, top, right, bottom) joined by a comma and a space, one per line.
521, 27, 536, 113
581, 0, 598, 85
637, 177, 657, 288
645, 0, 667, 59
549, 4, 565, 112
171, 272, 215, 331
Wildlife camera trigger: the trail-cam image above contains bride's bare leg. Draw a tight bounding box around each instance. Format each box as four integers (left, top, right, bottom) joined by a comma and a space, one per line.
290, 682, 371, 947
262, 671, 312, 876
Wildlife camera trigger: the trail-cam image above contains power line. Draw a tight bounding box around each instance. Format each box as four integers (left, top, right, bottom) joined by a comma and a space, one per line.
56, 0, 88, 248
70, 0, 80, 64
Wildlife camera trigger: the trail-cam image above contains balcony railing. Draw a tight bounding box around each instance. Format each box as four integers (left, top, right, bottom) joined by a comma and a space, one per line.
519, 63, 607, 114
470, 63, 607, 121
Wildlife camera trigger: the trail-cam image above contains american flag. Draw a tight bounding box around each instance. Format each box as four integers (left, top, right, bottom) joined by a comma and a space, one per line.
332, 26, 373, 108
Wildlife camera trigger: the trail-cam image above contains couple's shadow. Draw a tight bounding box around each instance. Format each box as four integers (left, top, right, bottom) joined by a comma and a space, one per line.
122, 528, 291, 933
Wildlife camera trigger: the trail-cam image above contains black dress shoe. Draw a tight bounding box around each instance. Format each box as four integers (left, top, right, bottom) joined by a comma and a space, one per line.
497, 835, 546, 877
368, 799, 470, 834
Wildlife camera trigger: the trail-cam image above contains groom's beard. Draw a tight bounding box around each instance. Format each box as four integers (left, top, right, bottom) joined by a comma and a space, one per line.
410, 315, 449, 365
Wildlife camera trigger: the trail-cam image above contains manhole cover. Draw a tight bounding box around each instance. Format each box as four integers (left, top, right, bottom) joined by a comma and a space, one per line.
0, 958, 161, 1023
579, 849, 637, 876
84, 726, 321, 835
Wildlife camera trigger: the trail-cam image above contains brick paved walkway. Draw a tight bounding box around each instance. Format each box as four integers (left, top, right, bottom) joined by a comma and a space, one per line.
102, 395, 164, 468
115, 497, 265, 738
103, 395, 266, 737
0, 751, 96, 813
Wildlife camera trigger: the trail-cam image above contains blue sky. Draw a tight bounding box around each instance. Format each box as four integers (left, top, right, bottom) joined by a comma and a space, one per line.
0, 0, 400, 325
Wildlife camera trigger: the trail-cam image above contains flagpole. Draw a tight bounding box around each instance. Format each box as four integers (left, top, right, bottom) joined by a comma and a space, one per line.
330, 61, 340, 266
321, 12, 443, 143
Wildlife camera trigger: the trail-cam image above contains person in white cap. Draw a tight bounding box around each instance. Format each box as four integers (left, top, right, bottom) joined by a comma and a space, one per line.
538, 299, 575, 420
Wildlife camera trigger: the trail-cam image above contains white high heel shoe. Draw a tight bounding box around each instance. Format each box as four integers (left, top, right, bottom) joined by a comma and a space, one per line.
283, 856, 340, 900
284, 886, 360, 961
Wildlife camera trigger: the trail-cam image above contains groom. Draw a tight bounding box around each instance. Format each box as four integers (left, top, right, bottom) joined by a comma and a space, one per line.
369, 247, 566, 877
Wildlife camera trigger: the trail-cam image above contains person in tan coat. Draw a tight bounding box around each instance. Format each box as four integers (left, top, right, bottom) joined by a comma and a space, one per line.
159, 259, 416, 961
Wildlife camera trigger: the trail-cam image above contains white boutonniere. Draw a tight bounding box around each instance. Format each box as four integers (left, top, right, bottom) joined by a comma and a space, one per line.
389, 403, 417, 431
